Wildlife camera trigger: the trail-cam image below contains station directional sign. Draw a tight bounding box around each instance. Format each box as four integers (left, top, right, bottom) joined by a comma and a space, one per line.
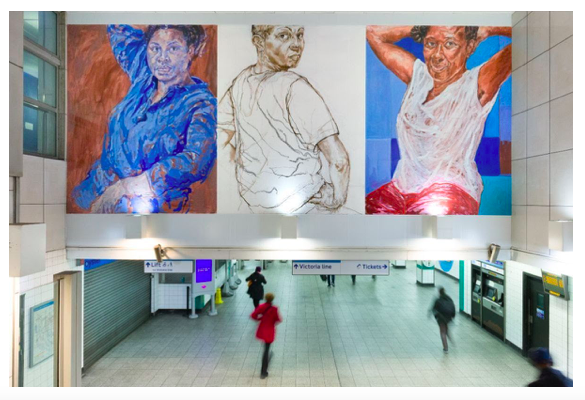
340, 261, 390, 275
292, 260, 389, 275
144, 260, 194, 273
292, 260, 341, 275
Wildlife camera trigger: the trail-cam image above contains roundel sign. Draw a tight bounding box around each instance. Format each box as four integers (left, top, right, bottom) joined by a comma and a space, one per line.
439, 261, 454, 272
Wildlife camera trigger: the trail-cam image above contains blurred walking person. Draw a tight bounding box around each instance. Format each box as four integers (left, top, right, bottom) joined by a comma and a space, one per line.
429, 287, 456, 353
527, 348, 573, 387
251, 293, 282, 379
246, 266, 267, 309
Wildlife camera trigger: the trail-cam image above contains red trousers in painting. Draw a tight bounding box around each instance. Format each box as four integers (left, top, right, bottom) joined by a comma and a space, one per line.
366, 181, 479, 215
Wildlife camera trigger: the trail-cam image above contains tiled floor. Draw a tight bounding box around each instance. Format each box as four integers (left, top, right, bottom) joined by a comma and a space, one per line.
82, 262, 537, 387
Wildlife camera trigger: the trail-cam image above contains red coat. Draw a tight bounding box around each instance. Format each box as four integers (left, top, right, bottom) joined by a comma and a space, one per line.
250, 303, 282, 344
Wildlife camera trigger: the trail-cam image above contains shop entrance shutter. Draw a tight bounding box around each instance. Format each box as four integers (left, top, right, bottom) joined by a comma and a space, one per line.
83, 260, 150, 370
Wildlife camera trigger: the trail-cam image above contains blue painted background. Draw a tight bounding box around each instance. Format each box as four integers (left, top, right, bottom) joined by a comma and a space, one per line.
366, 34, 511, 215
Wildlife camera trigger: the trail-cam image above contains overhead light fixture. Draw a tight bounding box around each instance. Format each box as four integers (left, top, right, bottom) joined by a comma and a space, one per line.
422, 216, 437, 239
281, 216, 298, 239
154, 244, 166, 263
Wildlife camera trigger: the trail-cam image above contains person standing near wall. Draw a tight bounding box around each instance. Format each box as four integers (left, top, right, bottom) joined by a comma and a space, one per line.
246, 266, 267, 309
251, 293, 282, 379
429, 287, 456, 353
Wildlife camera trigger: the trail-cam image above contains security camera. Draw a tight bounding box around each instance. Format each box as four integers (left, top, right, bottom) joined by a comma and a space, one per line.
488, 243, 500, 263
154, 244, 166, 263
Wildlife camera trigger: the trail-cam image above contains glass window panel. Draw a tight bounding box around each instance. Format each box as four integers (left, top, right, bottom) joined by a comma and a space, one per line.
23, 11, 57, 54
45, 111, 57, 156
23, 51, 56, 107
537, 293, 545, 308
23, 104, 57, 157
159, 274, 192, 284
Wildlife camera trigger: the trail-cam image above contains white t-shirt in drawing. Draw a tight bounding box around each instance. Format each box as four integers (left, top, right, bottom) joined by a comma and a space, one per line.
393, 59, 499, 203
219, 65, 339, 213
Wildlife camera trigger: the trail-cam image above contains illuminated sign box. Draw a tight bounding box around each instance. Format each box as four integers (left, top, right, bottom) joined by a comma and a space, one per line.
541, 271, 569, 300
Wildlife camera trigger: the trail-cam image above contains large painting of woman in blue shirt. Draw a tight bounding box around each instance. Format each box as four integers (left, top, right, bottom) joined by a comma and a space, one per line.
67, 25, 217, 213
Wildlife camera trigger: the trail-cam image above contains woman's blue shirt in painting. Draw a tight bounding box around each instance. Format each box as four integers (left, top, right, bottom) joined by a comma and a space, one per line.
72, 24, 216, 213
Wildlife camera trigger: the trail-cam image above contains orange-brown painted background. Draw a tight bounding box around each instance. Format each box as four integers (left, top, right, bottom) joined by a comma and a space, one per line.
66, 25, 217, 214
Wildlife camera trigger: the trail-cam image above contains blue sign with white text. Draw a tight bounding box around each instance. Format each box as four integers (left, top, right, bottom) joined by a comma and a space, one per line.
292, 260, 341, 275
196, 259, 213, 283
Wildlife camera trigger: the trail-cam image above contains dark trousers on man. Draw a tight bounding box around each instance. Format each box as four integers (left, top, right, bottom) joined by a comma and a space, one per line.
253, 298, 260, 309
327, 275, 336, 286
261, 342, 271, 376
439, 322, 449, 351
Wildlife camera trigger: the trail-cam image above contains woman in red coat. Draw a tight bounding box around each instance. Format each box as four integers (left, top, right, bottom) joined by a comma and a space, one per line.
250, 292, 282, 379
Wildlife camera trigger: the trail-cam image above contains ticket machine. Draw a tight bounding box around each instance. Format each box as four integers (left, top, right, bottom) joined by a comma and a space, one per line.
470, 260, 506, 340
481, 265, 505, 340
471, 262, 482, 324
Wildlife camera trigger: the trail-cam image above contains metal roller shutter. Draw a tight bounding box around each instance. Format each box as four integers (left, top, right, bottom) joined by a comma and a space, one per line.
83, 260, 151, 370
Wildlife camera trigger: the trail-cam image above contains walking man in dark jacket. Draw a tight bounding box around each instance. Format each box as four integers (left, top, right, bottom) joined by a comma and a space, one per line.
429, 287, 456, 353
527, 348, 573, 387
246, 266, 267, 309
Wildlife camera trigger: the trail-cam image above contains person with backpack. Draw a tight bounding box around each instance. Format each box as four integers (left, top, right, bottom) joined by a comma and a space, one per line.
527, 348, 573, 387
246, 266, 267, 309
429, 287, 456, 353
251, 292, 282, 379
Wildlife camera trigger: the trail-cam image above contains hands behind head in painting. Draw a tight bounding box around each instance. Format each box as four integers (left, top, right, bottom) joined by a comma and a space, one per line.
90, 172, 156, 213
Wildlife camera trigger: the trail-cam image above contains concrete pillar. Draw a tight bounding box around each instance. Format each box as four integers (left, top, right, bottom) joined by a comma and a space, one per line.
54, 271, 82, 387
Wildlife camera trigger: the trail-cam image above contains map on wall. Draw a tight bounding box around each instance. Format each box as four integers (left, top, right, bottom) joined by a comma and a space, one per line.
66, 25, 218, 214
30, 300, 54, 367
365, 26, 512, 215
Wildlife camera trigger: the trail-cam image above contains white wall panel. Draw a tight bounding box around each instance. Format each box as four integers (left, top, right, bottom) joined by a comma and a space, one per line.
511, 206, 527, 250
44, 159, 67, 205
511, 113, 526, 160
550, 11, 572, 47
550, 37, 573, 99
512, 17, 527, 70
45, 205, 66, 252
20, 156, 44, 205
512, 12, 527, 26
527, 11, 549, 61
550, 150, 573, 207
512, 65, 527, 115
526, 206, 550, 255
67, 214, 510, 263
549, 94, 573, 153
512, 159, 526, 205
526, 155, 549, 206
526, 103, 549, 157
526, 52, 549, 109
20, 205, 44, 224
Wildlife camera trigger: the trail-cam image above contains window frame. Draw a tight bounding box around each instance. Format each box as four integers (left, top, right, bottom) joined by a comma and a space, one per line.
22, 11, 65, 160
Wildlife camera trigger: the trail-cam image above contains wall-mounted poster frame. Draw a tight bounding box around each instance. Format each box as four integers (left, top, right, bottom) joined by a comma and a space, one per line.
29, 300, 54, 368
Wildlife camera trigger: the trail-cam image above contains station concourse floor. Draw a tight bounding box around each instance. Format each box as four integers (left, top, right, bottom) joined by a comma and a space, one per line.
82, 262, 536, 387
